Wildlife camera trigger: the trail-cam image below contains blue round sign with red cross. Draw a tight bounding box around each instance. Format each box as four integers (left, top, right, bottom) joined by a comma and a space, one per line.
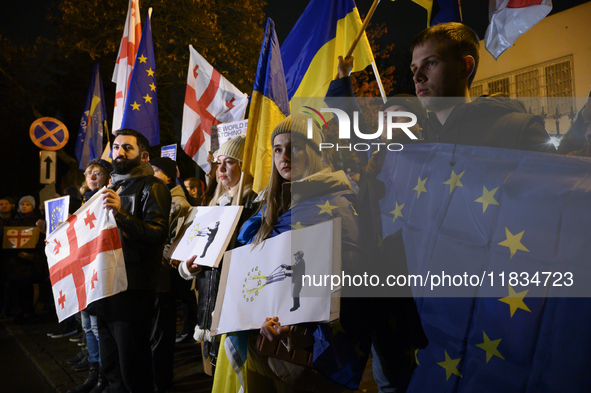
29, 117, 69, 151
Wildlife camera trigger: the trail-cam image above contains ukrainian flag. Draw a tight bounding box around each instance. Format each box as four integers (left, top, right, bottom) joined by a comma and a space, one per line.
412, 0, 462, 27
243, 18, 290, 194
281, 0, 375, 104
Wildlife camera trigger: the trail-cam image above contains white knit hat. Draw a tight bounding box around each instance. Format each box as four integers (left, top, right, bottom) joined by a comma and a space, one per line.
270, 113, 323, 154
215, 135, 246, 163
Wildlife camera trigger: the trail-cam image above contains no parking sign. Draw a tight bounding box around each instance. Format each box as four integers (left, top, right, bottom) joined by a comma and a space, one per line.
30, 117, 69, 151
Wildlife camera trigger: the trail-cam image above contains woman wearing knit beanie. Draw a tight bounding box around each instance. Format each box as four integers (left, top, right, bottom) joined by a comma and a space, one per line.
212, 113, 368, 392
178, 134, 260, 366
207, 135, 254, 207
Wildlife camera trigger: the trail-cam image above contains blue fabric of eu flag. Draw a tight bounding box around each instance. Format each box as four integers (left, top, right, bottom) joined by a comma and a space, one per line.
376, 143, 591, 392
120, 13, 159, 146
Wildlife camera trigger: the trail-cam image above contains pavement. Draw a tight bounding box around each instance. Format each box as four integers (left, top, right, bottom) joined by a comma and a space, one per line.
1, 311, 213, 393
1, 310, 379, 393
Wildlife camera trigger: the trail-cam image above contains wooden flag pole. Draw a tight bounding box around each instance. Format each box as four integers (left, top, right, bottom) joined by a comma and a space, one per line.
345, 0, 381, 58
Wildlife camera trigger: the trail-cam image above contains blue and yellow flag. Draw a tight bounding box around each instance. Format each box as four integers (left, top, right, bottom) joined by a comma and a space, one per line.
376, 143, 591, 392
281, 0, 375, 103
75, 63, 107, 170
244, 18, 290, 194
412, 0, 462, 27
120, 11, 159, 146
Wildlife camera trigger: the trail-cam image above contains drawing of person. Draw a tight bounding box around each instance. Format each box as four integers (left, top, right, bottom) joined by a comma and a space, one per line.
200, 221, 220, 258
281, 250, 306, 311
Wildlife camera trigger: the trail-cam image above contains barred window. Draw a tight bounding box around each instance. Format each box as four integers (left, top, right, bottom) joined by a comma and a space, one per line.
488, 78, 510, 96
470, 84, 484, 98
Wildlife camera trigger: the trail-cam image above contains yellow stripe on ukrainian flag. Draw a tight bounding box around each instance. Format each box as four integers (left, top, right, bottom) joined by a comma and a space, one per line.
243, 19, 289, 194
282, 0, 375, 104
246, 93, 287, 193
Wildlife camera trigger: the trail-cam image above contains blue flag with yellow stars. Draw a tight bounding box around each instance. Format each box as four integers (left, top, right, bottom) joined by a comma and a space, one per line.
45, 196, 69, 236
376, 143, 591, 392
121, 11, 159, 146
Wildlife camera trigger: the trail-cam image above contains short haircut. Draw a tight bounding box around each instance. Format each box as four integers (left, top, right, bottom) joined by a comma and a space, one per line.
410, 22, 480, 87
184, 177, 202, 193
115, 129, 150, 153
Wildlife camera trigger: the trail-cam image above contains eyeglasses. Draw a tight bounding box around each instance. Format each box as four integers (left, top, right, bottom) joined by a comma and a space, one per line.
85, 171, 104, 178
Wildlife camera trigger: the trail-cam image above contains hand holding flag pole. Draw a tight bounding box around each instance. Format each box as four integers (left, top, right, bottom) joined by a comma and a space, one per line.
335, 0, 387, 103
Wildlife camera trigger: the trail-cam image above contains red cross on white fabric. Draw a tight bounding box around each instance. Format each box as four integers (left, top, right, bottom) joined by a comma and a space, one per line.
184, 68, 224, 157
7, 229, 32, 247
84, 210, 97, 230
91, 270, 98, 290
49, 214, 122, 312
225, 97, 236, 110
53, 239, 62, 254
58, 290, 66, 310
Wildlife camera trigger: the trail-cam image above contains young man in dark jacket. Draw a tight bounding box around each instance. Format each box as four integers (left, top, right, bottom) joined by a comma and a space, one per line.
410, 22, 555, 153
98, 129, 171, 393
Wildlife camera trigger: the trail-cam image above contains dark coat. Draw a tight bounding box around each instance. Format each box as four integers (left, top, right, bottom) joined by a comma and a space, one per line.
423, 96, 556, 153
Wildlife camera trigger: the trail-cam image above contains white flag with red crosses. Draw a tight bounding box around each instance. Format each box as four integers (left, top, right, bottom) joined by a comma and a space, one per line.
45, 187, 127, 322
181, 45, 248, 174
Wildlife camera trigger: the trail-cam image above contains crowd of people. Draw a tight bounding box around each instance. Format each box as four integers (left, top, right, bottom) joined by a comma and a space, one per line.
2, 21, 591, 393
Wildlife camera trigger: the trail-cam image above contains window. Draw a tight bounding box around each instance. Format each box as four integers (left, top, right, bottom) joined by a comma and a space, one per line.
471, 56, 574, 117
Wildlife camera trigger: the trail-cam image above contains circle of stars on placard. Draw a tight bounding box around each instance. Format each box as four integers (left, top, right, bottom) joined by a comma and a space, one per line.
243, 266, 262, 303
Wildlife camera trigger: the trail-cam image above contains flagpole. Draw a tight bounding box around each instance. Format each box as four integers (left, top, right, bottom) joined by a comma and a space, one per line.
371, 62, 387, 103
345, 0, 380, 58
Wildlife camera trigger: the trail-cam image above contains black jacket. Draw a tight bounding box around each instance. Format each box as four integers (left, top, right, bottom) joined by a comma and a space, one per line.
110, 163, 171, 291
423, 96, 556, 153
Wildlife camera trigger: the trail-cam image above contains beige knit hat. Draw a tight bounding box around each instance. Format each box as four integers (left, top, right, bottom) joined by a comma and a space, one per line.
270, 112, 323, 153
215, 135, 246, 163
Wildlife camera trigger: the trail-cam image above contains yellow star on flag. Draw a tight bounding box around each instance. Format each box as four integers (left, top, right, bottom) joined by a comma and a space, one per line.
149, 83, 156, 91
437, 350, 462, 380
443, 170, 464, 194
317, 200, 338, 216
138, 54, 148, 63
130, 101, 141, 111
475, 186, 500, 213
498, 228, 529, 259
146, 67, 155, 77
291, 222, 306, 230
143, 94, 152, 103
415, 349, 420, 366
476, 331, 504, 363
330, 322, 346, 336
499, 285, 531, 317
390, 202, 404, 222
413, 176, 428, 199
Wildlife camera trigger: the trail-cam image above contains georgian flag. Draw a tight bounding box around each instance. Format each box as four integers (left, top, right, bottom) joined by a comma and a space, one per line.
45, 188, 127, 322
112, 0, 142, 132
181, 45, 248, 174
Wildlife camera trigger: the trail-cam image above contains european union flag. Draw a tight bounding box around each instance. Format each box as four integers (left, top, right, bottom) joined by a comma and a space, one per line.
120, 11, 159, 146
45, 196, 69, 235
376, 143, 591, 392
75, 63, 107, 170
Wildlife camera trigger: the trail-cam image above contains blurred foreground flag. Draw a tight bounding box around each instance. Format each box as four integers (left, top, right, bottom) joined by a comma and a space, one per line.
244, 18, 290, 193
376, 143, 591, 391
76, 63, 107, 170
45, 189, 126, 322
281, 0, 375, 102
112, 0, 142, 132
181, 45, 248, 173
121, 10, 160, 146
412, 0, 462, 27
485, 0, 552, 59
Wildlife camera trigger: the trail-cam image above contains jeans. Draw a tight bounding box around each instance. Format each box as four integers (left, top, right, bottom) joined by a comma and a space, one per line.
82, 310, 100, 364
